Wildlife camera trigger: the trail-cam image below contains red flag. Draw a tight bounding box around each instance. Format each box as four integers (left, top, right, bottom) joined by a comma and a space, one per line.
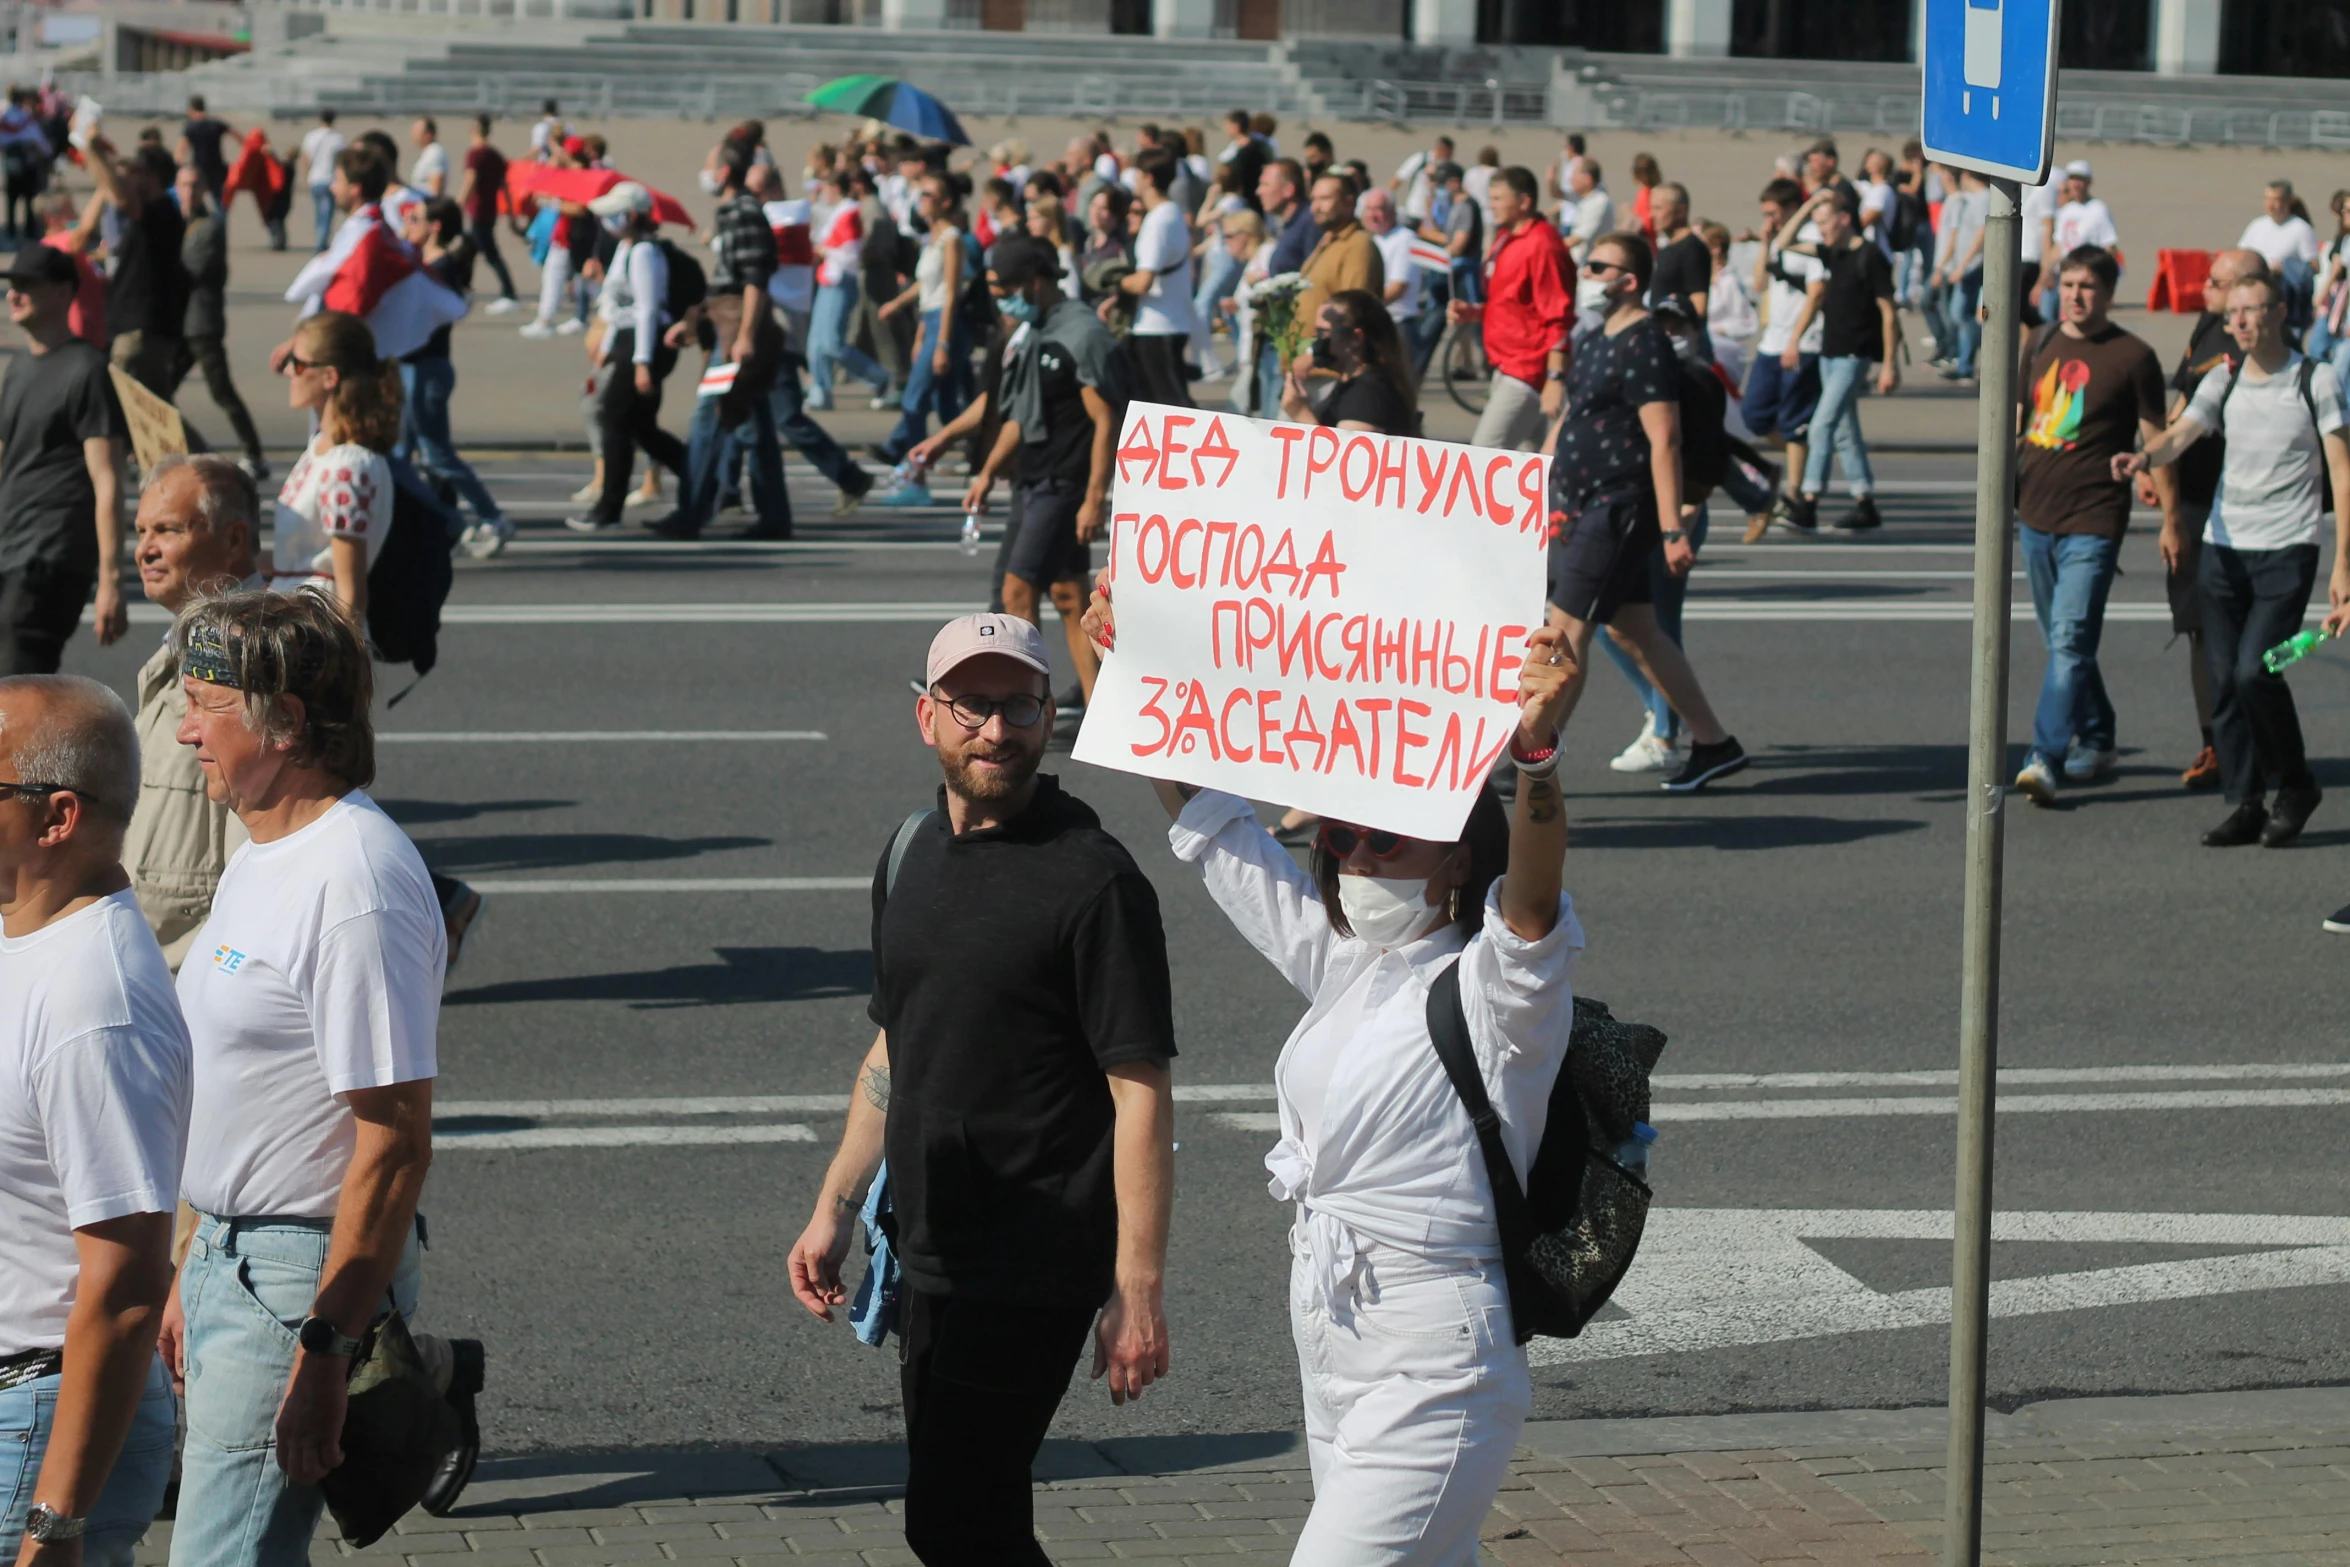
323, 219, 420, 319
222, 128, 286, 217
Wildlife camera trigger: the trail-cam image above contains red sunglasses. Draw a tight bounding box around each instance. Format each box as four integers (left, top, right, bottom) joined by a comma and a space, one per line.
1319, 822, 1409, 859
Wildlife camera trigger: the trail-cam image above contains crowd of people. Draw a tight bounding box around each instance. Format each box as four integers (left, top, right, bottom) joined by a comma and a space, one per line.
8, 92, 2350, 1567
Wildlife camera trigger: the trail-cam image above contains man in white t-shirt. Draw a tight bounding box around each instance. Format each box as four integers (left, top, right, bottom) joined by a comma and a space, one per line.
1117, 150, 1195, 409
408, 117, 449, 200
2117, 270, 2350, 851
1563, 157, 1613, 271
295, 110, 345, 254
1361, 187, 1419, 328
158, 591, 486, 1562
1390, 133, 1452, 226
1745, 177, 1823, 534
0, 675, 189, 1567
2049, 161, 2118, 260
2240, 180, 2320, 276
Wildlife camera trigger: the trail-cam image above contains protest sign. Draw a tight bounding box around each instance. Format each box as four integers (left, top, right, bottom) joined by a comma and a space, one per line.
108, 367, 187, 473
1074, 403, 1550, 842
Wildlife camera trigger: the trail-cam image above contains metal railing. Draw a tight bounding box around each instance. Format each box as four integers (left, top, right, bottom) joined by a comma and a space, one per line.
1597, 84, 2350, 150
1355, 76, 1548, 128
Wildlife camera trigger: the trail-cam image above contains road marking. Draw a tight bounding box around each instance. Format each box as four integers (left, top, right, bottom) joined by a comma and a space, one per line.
1528, 1209, 2350, 1365
1215, 1111, 1284, 1132
1653, 1086, 2350, 1122
382, 730, 827, 743
435, 1084, 1276, 1120
462, 877, 870, 893
1657, 1063, 2350, 1090
498, 538, 984, 554
434, 1122, 819, 1150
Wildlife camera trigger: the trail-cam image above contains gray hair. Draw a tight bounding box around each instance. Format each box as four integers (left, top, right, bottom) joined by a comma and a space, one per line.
0, 675, 139, 830
147, 453, 261, 539
170, 588, 376, 790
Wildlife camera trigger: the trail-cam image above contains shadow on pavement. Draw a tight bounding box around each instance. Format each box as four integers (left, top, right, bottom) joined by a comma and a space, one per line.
376, 797, 576, 825
414, 832, 770, 872
1569, 814, 1924, 851
1738, 743, 1970, 797
446, 946, 871, 1009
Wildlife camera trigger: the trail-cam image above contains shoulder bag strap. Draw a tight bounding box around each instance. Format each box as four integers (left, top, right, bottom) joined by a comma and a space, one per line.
883, 809, 934, 902
1424, 959, 1536, 1262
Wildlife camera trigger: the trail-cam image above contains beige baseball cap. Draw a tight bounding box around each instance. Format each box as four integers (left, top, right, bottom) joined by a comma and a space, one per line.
924, 613, 1052, 687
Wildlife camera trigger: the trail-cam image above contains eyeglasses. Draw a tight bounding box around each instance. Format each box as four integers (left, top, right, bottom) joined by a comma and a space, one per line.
930, 690, 1047, 731
1319, 822, 1408, 859
283, 352, 317, 375
1581, 260, 1628, 277
0, 780, 96, 808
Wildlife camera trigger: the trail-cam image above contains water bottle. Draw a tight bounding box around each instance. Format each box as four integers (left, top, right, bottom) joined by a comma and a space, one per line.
1609, 1122, 1657, 1181
2263, 628, 2333, 675
959, 512, 982, 557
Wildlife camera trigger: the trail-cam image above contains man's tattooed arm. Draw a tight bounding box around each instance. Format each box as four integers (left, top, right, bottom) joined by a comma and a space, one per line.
860, 1061, 892, 1110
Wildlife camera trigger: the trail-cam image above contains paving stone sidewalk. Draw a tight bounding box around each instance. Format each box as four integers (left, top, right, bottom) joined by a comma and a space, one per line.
134, 1388, 2350, 1567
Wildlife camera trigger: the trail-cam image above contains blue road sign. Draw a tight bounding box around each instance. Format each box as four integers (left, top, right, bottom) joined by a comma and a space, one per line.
1920, 0, 2061, 183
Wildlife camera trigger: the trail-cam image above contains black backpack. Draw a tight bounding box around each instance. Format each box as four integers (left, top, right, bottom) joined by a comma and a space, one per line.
655, 238, 707, 322
366, 458, 457, 681
1424, 962, 1666, 1344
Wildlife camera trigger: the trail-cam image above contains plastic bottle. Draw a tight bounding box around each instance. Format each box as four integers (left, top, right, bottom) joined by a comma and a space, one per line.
959, 512, 982, 557
2263, 627, 2333, 675
1610, 1121, 1658, 1180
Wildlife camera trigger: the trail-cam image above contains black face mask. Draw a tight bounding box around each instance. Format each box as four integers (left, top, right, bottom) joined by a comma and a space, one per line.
1309, 333, 1336, 369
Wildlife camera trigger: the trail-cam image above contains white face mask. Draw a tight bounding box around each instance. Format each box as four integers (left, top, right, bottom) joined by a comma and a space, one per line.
1577, 276, 1614, 315
1337, 874, 1448, 949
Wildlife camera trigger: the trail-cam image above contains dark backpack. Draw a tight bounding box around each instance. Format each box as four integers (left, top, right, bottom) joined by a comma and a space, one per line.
1424, 962, 1666, 1344
366, 458, 457, 681
2216, 354, 2335, 515
655, 237, 706, 322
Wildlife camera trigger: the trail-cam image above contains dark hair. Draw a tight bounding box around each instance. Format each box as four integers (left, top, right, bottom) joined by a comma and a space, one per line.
1312, 789, 1510, 940
1089, 183, 1131, 228
1760, 176, 1805, 209
357, 129, 399, 170
424, 195, 466, 243
133, 145, 176, 189
1134, 149, 1178, 194
1498, 165, 1540, 204
1025, 168, 1064, 199
335, 147, 388, 202
170, 589, 376, 790
542, 98, 559, 114
1304, 130, 1334, 156
1593, 230, 1653, 293
1327, 288, 1416, 423
418, 116, 437, 136
1225, 107, 1250, 129
982, 176, 1015, 208
475, 113, 494, 135
1267, 157, 1306, 199
1630, 151, 1661, 186
2058, 243, 2120, 293
187, 93, 206, 112
319, 108, 338, 125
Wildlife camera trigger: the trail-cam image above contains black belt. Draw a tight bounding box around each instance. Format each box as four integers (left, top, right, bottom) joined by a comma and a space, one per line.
0, 1347, 62, 1392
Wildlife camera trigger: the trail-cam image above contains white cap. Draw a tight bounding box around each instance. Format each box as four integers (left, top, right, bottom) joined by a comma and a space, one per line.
586, 180, 652, 218
2064, 159, 2093, 180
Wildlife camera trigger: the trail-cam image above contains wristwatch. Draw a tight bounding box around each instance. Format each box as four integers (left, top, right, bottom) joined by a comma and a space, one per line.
1661, 528, 1688, 544
297, 1316, 365, 1358
1544, 367, 1567, 382
26, 1504, 87, 1542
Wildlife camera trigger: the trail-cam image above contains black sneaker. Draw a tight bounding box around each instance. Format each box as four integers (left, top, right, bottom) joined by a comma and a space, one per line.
740, 521, 796, 541
645, 511, 702, 541
2202, 801, 2268, 847
1662, 736, 1749, 792
2324, 903, 2350, 935
2262, 785, 2322, 847
1772, 495, 1819, 533
419, 1338, 484, 1517
1832, 495, 1883, 531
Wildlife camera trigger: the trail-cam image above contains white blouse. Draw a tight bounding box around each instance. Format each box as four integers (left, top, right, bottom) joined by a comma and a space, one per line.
1168, 790, 1582, 1292
270, 439, 390, 592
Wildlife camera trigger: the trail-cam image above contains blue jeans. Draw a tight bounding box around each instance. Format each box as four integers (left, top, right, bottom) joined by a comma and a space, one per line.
311, 186, 337, 253
1944, 267, 1984, 376
808, 278, 887, 402
396, 358, 502, 522
0, 1358, 175, 1567
1193, 244, 1241, 369
1600, 508, 1710, 741
172, 1214, 423, 1567
1801, 355, 1876, 497
722, 359, 866, 494
879, 309, 969, 461
2020, 524, 2120, 768
682, 382, 787, 532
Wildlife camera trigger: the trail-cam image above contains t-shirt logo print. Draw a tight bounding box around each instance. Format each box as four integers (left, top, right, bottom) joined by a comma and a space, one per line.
211, 945, 249, 974
2026, 356, 2091, 450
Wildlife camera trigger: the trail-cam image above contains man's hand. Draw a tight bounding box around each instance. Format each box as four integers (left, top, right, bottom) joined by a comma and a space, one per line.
2329, 561, 2350, 635
1539, 378, 1564, 420
930, 344, 949, 376
2111, 451, 2149, 483
1875, 362, 1898, 395
732, 331, 757, 366
906, 434, 945, 469
1075, 494, 1105, 544
634, 363, 652, 396
960, 473, 992, 514
663, 321, 693, 350
1448, 298, 1480, 325
18, 1533, 83, 1567
1780, 343, 1801, 371
1664, 534, 1696, 577
786, 1201, 859, 1322
157, 1281, 187, 1394
2135, 473, 2160, 508
275, 1350, 349, 1485
2160, 519, 2188, 574
877, 297, 902, 321
91, 578, 126, 646
1090, 1279, 1168, 1407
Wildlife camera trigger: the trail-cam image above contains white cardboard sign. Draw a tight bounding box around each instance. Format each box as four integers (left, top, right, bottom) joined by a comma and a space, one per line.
1074, 402, 1550, 842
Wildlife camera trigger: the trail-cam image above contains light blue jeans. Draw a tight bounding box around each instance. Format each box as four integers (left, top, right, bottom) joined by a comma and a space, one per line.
1943, 267, 1983, 376
879, 309, 970, 461
1601, 509, 1710, 742
0, 1358, 176, 1567
171, 1214, 422, 1567
807, 277, 887, 403
1801, 355, 1876, 498
311, 187, 337, 254
396, 358, 503, 523
2019, 524, 2119, 768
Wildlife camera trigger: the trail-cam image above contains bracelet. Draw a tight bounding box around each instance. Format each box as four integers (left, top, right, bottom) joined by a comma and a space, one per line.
1512, 750, 1561, 781
1509, 731, 1560, 770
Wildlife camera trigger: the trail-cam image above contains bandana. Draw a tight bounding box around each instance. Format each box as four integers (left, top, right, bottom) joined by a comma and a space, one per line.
179, 623, 243, 689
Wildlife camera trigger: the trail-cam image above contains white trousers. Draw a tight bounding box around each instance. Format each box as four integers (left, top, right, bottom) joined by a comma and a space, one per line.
1471, 371, 1550, 452
1287, 1212, 1532, 1566
537, 245, 576, 326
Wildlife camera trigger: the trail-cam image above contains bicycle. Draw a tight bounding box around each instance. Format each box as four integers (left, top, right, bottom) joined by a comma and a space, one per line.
1438, 316, 1490, 415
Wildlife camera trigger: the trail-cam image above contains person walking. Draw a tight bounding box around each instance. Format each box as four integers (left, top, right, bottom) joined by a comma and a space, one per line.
1408, 159, 1480, 377
2115, 268, 2350, 849
1771, 185, 1897, 531
408, 118, 449, 200
1293, 172, 1382, 350
297, 110, 346, 253
1457, 167, 1571, 453
177, 94, 233, 206
1544, 232, 1746, 792
806, 170, 890, 410
398, 198, 511, 558
1560, 157, 1613, 272
1931, 169, 1989, 381
0, 245, 128, 674
2009, 245, 2168, 807
161, 589, 486, 1567
457, 116, 520, 312
566, 183, 687, 535
871, 171, 972, 467
1119, 150, 1196, 408
170, 165, 269, 480
268, 310, 396, 615
788, 611, 1177, 1567
83, 137, 186, 398
125, 455, 259, 968
2239, 180, 2320, 329
1647, 182, 1710, 322
1085, 590, 1579, 1567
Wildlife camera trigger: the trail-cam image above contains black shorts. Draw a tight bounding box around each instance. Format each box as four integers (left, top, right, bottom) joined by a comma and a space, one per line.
1547, 488, 1660, 625
2167, 507, 2206, 635
1003, 476, 1092, 589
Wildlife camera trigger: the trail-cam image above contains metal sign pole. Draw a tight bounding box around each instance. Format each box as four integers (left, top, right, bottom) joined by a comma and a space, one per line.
1944, 175, 2021, 1567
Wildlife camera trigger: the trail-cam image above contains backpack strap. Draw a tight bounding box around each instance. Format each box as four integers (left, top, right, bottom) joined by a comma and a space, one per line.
1424, 959, 1538, 1340
2299, 355, 2321, 434
883, 809, 934, 901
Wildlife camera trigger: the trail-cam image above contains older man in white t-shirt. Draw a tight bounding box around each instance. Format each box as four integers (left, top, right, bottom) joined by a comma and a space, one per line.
0, 675, 190, 1567
1361, 188, 1420, 330
158, 591, 484, 1567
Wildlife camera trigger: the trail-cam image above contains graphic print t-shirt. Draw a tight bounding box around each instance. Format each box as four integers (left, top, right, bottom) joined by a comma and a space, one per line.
2016, 324, 2165, 537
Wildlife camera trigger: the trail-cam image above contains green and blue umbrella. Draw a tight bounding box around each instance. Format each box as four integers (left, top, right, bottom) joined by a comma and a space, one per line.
808, 75, 969, 147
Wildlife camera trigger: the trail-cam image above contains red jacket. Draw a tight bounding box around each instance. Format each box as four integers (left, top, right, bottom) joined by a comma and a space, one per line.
1475, 218, 1573, 390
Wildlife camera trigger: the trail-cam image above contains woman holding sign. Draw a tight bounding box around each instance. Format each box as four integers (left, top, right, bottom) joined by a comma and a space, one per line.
1086, 587, 1580, 1567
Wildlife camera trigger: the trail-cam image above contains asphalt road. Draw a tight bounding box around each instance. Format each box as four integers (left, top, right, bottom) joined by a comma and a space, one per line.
61, 451, 2350, 1460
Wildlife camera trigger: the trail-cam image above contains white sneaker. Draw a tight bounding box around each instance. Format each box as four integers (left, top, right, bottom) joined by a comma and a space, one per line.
2062, 742, 2116, 782
554, 318, 586, 336
459, 518, 515, 560
2013, 758, 2060, 807
868, 393, 894, 410
519, 320, 556, 339
485, 297, 523, 315
624, 481, 661, 509
569, 479, 602, 504
1609, 729, 1685, 774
